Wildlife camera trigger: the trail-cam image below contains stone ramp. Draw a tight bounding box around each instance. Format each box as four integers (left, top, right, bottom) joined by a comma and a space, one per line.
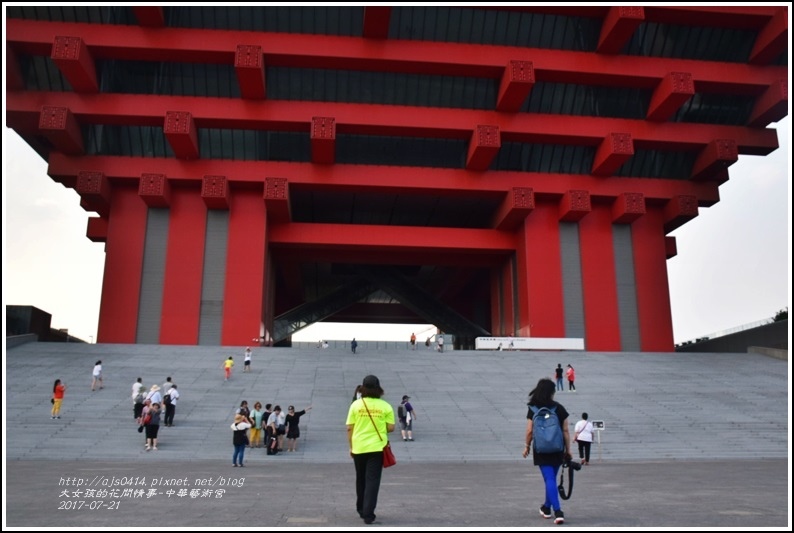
5, 342, 788, 463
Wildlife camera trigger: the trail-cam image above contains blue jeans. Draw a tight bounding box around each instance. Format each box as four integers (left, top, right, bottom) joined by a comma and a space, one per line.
353, 451, 384, 521
556, 377, 563, 391
539, 465, 562, 511
232, 444, 246, 465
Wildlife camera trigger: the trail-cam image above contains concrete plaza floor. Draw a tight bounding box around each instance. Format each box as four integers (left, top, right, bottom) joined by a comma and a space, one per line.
3, 342, 791, 529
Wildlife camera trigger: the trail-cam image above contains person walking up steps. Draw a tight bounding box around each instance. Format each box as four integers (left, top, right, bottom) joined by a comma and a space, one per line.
51, 379, 66, 419
223, 356, 234, 381
566, 364, 576, 391
398, 395, 417, 441
244, 347, 252, 372
522, 378, 572, 525
91, 361, 104, 391
554, 364, 564, 392
574, 412, 594, 465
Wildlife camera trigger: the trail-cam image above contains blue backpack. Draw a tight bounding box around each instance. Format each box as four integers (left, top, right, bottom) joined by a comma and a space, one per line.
529, 405, 564, 454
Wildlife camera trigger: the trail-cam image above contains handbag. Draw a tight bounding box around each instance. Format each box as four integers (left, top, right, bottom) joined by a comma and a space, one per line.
382, 442, 397, 467
362, 399, 396, 468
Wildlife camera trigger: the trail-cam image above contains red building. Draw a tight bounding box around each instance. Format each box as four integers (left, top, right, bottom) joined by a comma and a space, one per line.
5, 6, 788, 350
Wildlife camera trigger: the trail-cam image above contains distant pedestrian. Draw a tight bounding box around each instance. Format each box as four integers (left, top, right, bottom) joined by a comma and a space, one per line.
522, 378, 572, 525
231, 414, 252, 467
346, 375, 396, 524
163, 384, 179, 427
132, 377, 145, 419
437, 335, 444, 353
91, 360, 104, 391
268, 405, 286, 452
145, 402, 161, 451
566, 364, 576, 391
285, 405, 313, 452
223, 356, 234, 381
573, 412, 594, 465
236, 400, 251, 423
398, 395, 417, 441
351, 338, 358, 354
51, 379, 66, 419
162, 376, 174, 394
250, 402, 265, 448
554, 364, 564, 392
410, 333, 416, 350
146, 384, 162, 405
425, 337, 431, 349
244, 347, 252, 372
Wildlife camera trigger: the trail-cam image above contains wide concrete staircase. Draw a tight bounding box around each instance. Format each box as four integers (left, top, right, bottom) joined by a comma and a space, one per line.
6, 342, 788, 463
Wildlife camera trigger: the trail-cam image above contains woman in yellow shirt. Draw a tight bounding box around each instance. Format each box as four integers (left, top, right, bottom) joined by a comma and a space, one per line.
346, 375, 395, 525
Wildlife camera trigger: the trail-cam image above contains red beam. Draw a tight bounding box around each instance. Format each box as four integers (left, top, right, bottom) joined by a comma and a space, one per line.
132, 6, 165, 27
492, 187, 534, 230
45, 153, 725, 206
269, 223, 516, 256
646, 72, 695, 122
50, 36, 98, 93
592, 133, 634, 176
138, 173, 171, 208
749, 7, 788, 65
164, 111, 199, 159
612, 192, 645, 224
7, 92, 781, 155
496, 60, 534, 112
690, 139, 738, 181
559, 190, 591, 222
466, 125, 500, 171
264, 177, 291, 223
6, 20, 786, 94
597, 7, 645, 55
38, 106, 83, 155
748, 79, 788, 127
235, 45, 266, 100
363, 7, 391, 39
311, 117, 336, 164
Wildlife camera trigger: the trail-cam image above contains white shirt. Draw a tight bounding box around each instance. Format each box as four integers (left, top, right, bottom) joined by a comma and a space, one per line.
574, 420, 594, 443
93, 364, 102, 377
166, 388, 179, 405
132, 382, 144, 400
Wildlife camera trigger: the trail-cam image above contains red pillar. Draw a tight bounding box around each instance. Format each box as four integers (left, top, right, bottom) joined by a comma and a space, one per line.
579, 205, 621, 350
160, 189, 207, 344
221, 189, 267, 345
632, 208, 674, 351
517, 202, 565, 338
97, 185, 148, 343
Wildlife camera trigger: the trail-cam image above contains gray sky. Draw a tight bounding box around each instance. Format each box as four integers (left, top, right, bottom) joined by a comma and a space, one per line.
2, 118, 790, 345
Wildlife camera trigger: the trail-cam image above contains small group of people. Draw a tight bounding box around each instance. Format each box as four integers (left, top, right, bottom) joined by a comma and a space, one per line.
554, 363, 576, 391
231, 400, 313, 467
132, 377, 181, 451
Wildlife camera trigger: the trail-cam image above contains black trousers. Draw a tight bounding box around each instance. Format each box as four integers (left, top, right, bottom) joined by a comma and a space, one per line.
577, 440, 591, 463
164, 404, 176, 425
133, 402, 144, 419
353, 451, 384, 521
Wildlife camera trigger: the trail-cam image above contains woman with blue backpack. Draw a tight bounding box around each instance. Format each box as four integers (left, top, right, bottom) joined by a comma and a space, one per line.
522, 378, 572, 525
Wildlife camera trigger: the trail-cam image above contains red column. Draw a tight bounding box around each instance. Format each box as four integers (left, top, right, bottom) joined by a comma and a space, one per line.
221, 189, 267, 345
97, 185, 148, 343
160, 188, 207, 344
503, 258, 516, 336
517, 202, 565, 337
579, 205, 621, 350
632, 208, 675, 351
